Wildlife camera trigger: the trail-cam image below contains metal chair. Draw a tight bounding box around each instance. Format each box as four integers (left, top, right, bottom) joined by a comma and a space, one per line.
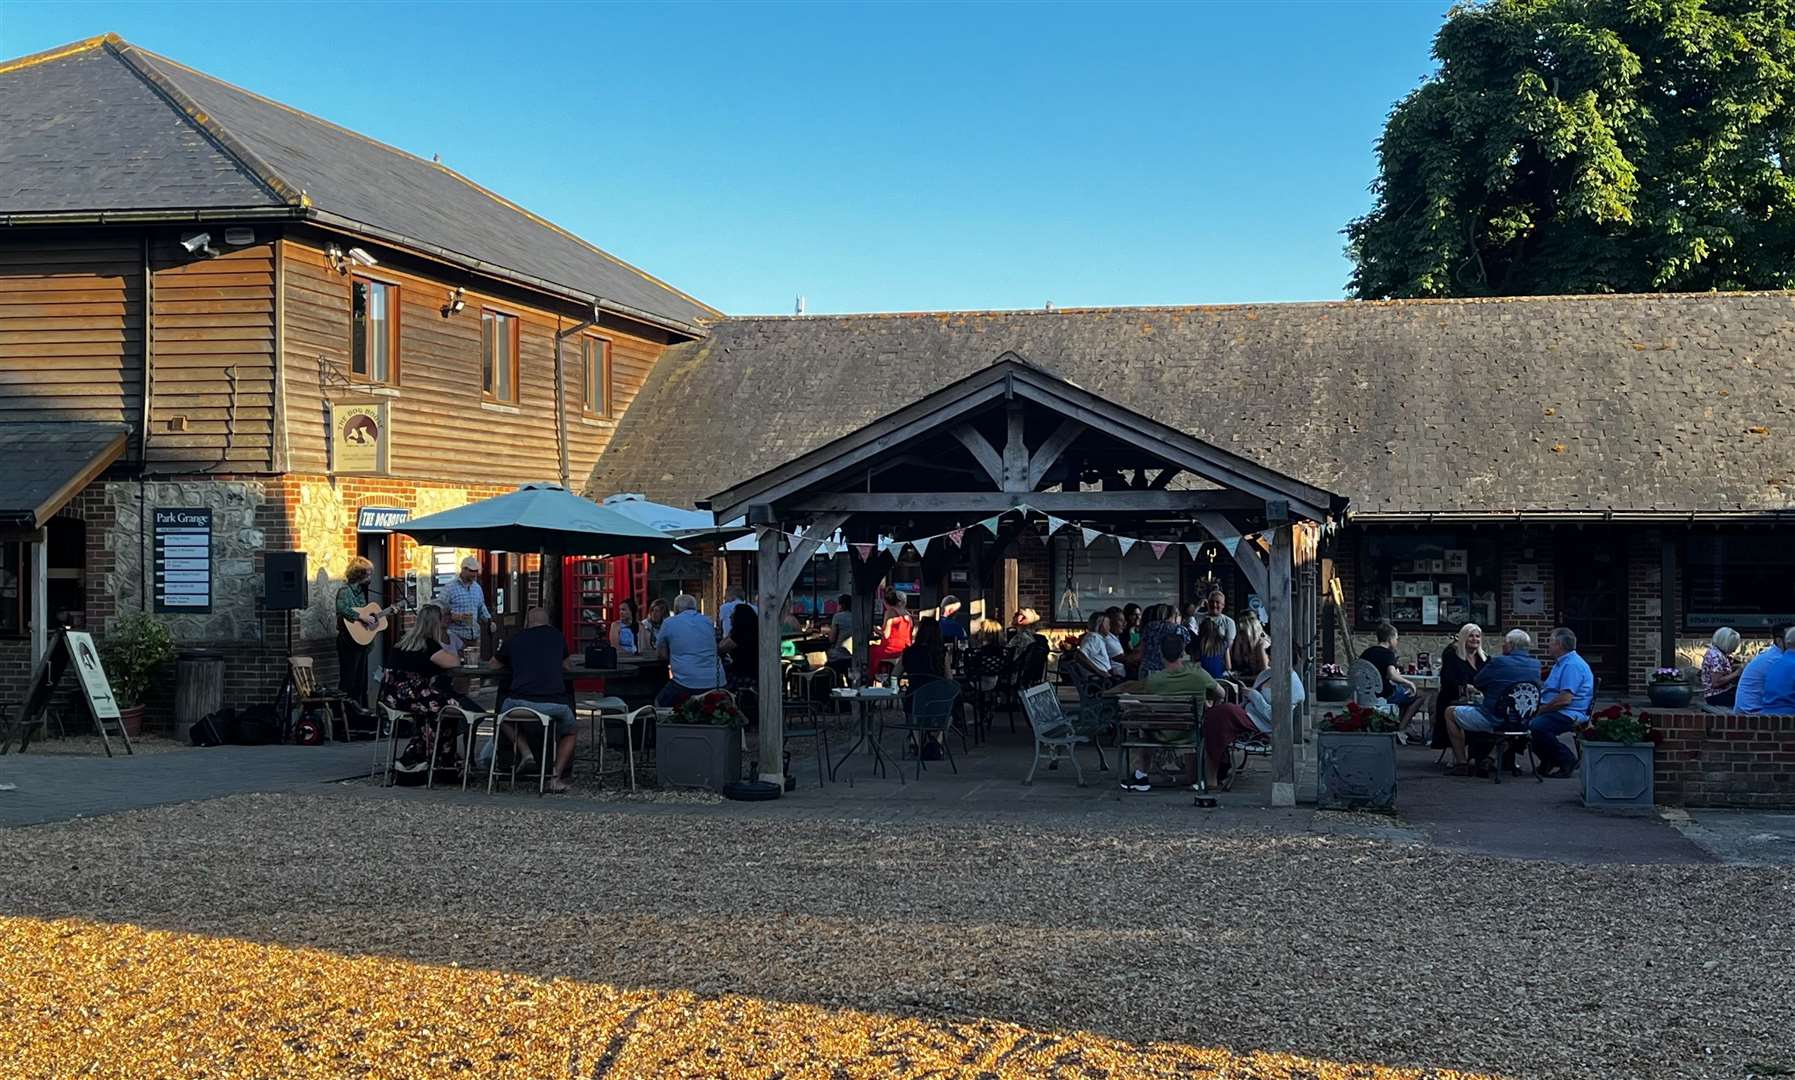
1347, 658, 1384, 708
576, 692, 629, 775
1001, 639, 1049, 732
782, 699, 831, 786
879, 675, 961, 779
1068, 662, 1120, 747
594, 705, 655, 792
959, 649, 1005, 744
1019, 682, 1106, 785
788, 651, 841, 705
485, 705, 553, 795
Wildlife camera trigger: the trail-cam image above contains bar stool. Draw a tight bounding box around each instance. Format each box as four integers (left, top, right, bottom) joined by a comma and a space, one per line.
485, 705, 553, 795
596, 705, 655, 791
427, 704, 484, 790
576, 692, 629, 772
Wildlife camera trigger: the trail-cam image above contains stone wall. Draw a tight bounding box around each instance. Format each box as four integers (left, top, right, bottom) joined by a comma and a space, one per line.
1651, 710, 1795, 807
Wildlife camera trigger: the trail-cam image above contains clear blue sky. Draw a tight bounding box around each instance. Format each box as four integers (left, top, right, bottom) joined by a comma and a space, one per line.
2, 1, 1452, 315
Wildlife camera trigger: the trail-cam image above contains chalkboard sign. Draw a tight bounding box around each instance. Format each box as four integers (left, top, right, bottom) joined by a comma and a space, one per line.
154, 507, 212, 613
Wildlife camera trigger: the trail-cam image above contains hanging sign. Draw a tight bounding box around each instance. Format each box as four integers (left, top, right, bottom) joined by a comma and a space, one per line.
331, 401, 389, 475
153, 507, 212, 613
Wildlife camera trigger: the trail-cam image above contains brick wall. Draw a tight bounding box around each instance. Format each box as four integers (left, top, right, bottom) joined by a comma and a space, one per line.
1651, 710, 1795, 807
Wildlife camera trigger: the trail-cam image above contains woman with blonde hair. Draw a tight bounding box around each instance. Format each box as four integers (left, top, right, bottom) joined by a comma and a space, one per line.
1432, 622, 1487, 750
1230, 612, 1271, 677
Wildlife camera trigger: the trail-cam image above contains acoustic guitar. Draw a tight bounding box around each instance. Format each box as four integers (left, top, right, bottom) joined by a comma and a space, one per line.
342, 601, 407, 647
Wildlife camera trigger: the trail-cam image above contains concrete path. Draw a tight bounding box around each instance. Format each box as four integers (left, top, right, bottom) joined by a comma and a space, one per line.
0, 742, 372, 826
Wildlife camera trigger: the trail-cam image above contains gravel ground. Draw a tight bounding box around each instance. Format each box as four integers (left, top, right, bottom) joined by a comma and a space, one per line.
3, 792, 1792, 1079
7, 733, 192, 756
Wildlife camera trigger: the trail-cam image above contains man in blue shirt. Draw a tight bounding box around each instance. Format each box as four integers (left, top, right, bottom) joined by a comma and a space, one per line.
937, 595, 968, 643
1733, 623, 1790, 714
1532, 626, 1595, 778
1756, 627, 1795, 713
1446, 628, 1541, 772
657, 593, 724, 707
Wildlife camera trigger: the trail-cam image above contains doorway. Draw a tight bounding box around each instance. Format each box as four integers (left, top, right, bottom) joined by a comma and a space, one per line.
354, 530, 399, 702
1556, 539, 1626, 691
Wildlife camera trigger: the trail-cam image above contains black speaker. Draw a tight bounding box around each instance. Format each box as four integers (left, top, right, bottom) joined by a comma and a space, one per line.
264, 551, 307, 610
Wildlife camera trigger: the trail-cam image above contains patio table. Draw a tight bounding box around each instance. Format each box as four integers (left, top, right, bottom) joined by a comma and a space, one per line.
1404, 673, 1441, 742
828, 686, 900, 783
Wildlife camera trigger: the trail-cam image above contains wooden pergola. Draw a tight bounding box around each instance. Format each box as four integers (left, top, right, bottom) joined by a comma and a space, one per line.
705, 356, 1346, 806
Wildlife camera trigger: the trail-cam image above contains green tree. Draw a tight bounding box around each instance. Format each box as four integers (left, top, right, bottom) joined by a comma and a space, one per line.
1346, 0, 1795, 299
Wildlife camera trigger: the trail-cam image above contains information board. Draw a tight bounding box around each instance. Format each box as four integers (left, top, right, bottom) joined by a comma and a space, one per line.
153, 507, 212, 613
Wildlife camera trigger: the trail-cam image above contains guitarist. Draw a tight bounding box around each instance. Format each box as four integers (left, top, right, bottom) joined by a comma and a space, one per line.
335, 556, 380, 700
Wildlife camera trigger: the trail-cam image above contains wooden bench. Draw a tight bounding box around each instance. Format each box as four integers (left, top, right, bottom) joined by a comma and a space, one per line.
1113, 693, 1206, 784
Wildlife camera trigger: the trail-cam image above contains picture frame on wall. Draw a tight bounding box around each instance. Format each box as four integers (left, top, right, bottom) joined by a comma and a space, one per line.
1444, 549, 1468, 574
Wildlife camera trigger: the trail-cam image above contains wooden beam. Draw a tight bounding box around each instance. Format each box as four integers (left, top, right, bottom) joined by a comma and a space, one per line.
1024, 418, 1085, 490
786, 491, 1261, 514
1196, 511, 1268, 596
950, 425, 1004, 487
755, 528, 784, 788
1268, 525, 1295, 808
1001, 401, 1028, 490
773, 512, 850, 600
1148, 468, 1180, 490
30, 535, 47, 669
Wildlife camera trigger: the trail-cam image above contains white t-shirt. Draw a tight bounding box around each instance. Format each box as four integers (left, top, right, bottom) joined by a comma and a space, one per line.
1079, 633, 1113, 676
1245, 668, 1306, 734
1101, 632, 1125, 675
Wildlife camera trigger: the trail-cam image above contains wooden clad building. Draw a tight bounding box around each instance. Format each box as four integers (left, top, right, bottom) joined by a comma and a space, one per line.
0, 35, 714, 713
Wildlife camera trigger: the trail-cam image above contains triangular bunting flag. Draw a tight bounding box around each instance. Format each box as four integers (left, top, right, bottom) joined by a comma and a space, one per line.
1117, 537, 1136, 556
852, 543, 875, 561
947, 528, 966, 548
1150, 541, 1170, 559
1081, 527, 1102, 547
1222, 536, 1241, 556
877, 536, 893, 553
979, 516, 1002, 536
912, 536, 931, 557
1044, 515, 1067, 535
1184, 542, 1202, 560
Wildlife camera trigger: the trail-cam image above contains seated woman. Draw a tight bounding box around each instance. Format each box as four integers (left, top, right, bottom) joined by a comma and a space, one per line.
379, 603, 480, 765
1701, 627, 1743, 708
1433, 623, 1486, 749
609, 597, 644, 655
1229, 613, 1271, 678
718, 602, 760, 692
899, 616, 950, 759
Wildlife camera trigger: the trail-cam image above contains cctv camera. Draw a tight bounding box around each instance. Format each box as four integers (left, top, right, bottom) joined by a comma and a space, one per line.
346, 247, 378, 267
179, 232, 216, 257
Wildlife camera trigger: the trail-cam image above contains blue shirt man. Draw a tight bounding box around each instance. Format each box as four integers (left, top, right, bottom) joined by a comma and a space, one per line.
1734, 634, 1789, 714
1531, 628, 1595, 776
438, 557, 495, 653
1469, 646, 1542, 726
656, 597, 723, 706
1756, 633, 1795, 713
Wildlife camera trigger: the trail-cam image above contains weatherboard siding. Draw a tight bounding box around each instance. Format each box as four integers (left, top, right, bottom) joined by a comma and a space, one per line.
147, 238, 277, 471
278, 238, 665, 487
0, 234, 145, 448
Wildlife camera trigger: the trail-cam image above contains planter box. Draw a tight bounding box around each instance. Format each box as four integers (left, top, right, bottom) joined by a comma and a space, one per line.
1316, 731, 1397, 811
658, 721, 742, 792
1581, 740, 1654, 809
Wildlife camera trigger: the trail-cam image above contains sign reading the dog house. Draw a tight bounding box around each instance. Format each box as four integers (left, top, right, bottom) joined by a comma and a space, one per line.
331, 400, 389, 474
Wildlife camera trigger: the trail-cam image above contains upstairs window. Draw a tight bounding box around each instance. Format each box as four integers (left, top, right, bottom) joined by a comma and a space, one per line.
482, 310, 519, 402
350, 277, 397, 384
582, 335, 611, 417
1685, 533, 1795, 630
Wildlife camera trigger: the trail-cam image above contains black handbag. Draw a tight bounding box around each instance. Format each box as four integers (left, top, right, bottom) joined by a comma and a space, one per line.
585, 641, 618, 669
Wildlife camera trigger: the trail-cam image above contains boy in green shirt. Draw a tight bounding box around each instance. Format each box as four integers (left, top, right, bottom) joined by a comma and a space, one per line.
1114, 634, 1221, 791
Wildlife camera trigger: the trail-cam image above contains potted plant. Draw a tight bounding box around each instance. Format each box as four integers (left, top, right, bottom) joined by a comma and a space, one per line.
1315, 699, 1400, 810
1646, 666, 1692, 708
99, 613, 176, 736
1577, 704, 1658, 810
1317, 663, 1350, 702
658, 689, 746, 791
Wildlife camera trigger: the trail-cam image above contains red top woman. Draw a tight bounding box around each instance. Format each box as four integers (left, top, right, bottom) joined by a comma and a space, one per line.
868, 588, 913, 676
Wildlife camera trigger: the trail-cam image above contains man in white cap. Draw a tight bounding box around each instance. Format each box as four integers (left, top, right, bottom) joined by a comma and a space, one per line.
438, 556, 496, 654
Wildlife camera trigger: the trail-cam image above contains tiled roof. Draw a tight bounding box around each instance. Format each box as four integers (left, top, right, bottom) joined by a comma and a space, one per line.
0, 35, 715, 334
587, 293, 1795, 517
0, 423, 129, 526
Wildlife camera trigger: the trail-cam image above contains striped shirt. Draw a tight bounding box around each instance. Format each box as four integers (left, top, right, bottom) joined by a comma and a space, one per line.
436, 577, 492, 650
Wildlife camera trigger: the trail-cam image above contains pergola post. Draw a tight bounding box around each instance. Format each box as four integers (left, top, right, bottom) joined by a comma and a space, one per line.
29, 533, 47, 668
754, 527, 784, 786
1268, 524, 1296, 807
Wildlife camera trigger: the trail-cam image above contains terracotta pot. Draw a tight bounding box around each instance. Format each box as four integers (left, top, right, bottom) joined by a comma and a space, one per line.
118, 705, 145, 738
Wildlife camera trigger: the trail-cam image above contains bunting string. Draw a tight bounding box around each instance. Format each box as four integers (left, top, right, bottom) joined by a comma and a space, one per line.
748, 504, 1259, 562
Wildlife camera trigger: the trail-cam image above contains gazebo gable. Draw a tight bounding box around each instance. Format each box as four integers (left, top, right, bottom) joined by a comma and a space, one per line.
705, 354, 1341, 525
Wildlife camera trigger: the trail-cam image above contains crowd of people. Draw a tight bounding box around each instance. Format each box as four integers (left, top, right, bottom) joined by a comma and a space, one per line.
1706, 623, 1795, 714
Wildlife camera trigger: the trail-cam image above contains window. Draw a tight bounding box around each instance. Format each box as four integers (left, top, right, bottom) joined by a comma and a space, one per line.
1685, 533, 1795, 630
350, 277, 397, 384
1049, 535, 1181, 624
481, 310, 519, 402
1356, 532, 1498, 632
0, 543, 19, 636
582, 335, 611, 417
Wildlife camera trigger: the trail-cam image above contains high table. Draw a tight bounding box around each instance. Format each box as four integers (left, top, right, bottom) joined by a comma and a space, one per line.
828, 685, 900, 783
